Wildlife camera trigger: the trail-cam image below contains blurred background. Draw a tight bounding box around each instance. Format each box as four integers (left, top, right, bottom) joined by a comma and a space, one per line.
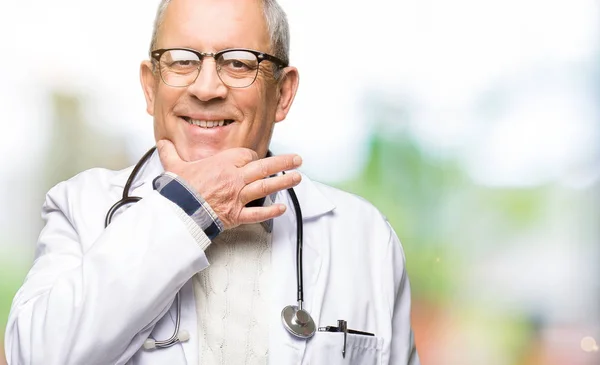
1, 0, 599, 364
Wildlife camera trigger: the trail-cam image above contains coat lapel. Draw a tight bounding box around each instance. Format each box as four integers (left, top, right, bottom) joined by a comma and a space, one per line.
129, 151, 200, 365
268, 173, 335, 364
110, 150, 199, 364
167, 280, 199, 365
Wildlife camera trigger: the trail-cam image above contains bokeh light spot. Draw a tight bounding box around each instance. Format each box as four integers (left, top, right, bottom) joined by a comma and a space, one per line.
581, 336, 598, 352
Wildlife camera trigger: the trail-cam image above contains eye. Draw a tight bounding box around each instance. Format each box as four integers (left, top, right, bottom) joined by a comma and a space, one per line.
222, 59, 254, 71
168, 60, 199, 69
218, 50, 259, 74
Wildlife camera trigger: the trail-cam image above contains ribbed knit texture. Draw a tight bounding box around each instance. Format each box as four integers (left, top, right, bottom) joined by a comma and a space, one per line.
193, 223, 272, 365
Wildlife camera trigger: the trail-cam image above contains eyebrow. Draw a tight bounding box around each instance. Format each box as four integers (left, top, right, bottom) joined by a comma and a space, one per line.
169, 44, 247, 52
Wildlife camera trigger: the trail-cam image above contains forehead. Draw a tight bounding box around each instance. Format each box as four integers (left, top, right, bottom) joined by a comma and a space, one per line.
157, 0, 271, 52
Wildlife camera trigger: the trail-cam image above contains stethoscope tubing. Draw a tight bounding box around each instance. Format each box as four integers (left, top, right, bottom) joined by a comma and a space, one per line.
104, 146, 311, 348
284, 184, 304, 305
104, 146, 156, 228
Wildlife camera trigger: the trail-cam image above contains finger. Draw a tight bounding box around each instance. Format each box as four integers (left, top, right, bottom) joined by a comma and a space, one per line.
156, 139, 183, 171
242, 154, 302, 184
239, 172, 301, 204
221, 147, 259, 167
238, 204, 287, 225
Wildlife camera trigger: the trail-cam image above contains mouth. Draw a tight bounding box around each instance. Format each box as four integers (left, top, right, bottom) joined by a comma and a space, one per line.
181, 116, 235, 129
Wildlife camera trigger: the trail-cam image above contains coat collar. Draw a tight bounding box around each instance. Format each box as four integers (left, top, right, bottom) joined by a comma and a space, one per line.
109, 148, 164, 190
289, 173, 335, 220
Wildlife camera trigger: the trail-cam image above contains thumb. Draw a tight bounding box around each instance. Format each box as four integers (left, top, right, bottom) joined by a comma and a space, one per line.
156, 139, 182, 171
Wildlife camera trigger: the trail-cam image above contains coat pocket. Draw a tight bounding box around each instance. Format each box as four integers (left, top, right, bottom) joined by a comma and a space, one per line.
305, 332, 383, 365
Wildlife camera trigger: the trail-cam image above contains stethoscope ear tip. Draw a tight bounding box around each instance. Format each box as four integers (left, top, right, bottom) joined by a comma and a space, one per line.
177, 330, 190, 342
143, 338, 157, 350
142, 329, 189, 351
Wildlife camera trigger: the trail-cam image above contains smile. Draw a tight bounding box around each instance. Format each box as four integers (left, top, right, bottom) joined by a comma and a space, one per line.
182, 117, 235, 129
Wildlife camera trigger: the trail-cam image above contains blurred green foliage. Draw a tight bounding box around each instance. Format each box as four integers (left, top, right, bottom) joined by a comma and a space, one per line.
0, 248, 30, 340
339, 133, 465, 302
339, 129, 550, 306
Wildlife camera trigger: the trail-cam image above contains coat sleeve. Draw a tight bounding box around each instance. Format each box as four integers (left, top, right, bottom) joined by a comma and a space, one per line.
4, 181, 210, 365
384, 222, 421, 365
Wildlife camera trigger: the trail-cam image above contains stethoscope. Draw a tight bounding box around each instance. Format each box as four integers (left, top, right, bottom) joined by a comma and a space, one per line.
104, 146, 316, 351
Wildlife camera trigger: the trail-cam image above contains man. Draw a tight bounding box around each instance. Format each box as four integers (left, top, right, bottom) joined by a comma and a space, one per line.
5, 0, 420, 364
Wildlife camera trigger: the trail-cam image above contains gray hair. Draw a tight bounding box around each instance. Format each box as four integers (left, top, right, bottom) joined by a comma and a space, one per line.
149, 0, 290, 73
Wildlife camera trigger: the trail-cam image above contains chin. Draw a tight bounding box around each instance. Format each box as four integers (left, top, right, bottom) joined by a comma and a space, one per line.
177, 143, 223, 162
179, 148, 213, 162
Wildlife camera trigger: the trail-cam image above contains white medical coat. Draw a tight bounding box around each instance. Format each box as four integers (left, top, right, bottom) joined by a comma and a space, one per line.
5, 151, 420, 365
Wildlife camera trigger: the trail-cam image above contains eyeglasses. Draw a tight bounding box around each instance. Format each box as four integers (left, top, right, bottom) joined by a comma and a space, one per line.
151, 48, 288, 88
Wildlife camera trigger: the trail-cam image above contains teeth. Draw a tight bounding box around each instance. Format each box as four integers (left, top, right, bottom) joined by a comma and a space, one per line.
186, 119, 229, 128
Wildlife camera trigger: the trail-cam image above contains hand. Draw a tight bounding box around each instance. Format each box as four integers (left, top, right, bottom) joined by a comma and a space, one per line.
157, 140, 302, 230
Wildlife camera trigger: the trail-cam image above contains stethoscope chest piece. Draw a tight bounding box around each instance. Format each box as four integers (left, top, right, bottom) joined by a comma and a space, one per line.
281, 305, 316, 339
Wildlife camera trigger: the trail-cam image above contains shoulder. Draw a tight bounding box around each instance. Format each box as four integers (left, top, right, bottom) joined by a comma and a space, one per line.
39, 166, 135, 240
44, 165, 132, 209
301, 175, 396, 247
300, 176, 408, 285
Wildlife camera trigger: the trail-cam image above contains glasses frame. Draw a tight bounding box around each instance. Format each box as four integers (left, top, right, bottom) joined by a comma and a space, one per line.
150, 47, 289, 88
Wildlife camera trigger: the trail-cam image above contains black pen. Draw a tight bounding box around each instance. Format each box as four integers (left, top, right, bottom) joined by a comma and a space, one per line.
318, 320, 376, 359
317, 325, 375, 336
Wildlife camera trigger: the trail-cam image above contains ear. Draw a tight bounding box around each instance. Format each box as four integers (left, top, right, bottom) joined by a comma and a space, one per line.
140, 60, 158, 116
275, 67, 299, 123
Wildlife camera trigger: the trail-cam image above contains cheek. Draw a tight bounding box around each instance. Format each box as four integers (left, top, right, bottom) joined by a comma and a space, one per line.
153, 88, 184, 138
233, 88, 264, 120
243, 80, 278, 119
154, 87, 180, 116
261, 89, 280, 120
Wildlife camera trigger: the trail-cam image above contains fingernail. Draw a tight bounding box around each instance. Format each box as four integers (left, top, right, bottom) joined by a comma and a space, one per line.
293, 155, 302, 166
279, 205, 286, 213
293, 173, 302, 183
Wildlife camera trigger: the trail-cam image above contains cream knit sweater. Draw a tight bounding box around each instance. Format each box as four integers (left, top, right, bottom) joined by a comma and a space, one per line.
192, 222, 272, 365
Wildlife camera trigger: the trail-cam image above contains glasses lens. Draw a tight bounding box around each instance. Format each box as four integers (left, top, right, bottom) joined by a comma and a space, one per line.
159, 50, 200, 87
217, 50, 259, 88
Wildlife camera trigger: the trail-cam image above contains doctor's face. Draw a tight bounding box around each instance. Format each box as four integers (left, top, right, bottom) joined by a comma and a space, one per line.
140, 0, 299, 161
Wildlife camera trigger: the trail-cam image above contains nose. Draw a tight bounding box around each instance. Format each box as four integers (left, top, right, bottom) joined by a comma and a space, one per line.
186, 58, 228, 101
